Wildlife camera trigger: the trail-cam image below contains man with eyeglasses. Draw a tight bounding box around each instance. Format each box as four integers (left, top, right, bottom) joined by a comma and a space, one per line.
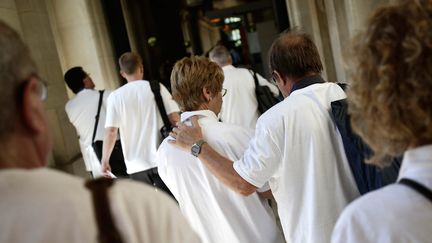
0, 20, 200, 243
209, 45, 279, 129
171, 30, 360, 243
64, 67, 127, 178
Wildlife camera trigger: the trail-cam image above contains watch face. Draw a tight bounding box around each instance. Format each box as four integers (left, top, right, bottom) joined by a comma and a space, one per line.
191, 144, 200, 157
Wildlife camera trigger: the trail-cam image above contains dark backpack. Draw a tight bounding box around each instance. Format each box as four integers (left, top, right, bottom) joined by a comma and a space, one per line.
331, 84, 401, 194
250, 69, 281, 114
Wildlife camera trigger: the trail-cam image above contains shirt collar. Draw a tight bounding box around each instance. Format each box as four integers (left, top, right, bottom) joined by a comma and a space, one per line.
290, 75, 326, 94
398, 144, 432, 183
222, 65, 235, 71
181, 110, 219, 123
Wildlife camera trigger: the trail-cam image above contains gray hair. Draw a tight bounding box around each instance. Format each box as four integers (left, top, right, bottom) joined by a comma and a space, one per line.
0, 21, 37, 139
209, 45, 232, 67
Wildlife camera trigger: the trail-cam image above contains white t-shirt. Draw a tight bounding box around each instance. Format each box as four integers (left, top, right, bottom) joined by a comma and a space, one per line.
332, 144, 432, 243
234, 82, 360, 243
156, 110, 284, 243
220, 65, 279, 129
105, 80, 179, 174
65, 89, 111, 176
0, 168, 201, 243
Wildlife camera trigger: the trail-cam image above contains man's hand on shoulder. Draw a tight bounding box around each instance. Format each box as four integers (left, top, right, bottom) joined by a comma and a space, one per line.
169, 116, 203, 151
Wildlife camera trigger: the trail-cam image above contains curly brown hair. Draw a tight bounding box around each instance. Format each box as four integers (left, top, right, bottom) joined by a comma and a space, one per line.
170, 56, 224, 111
347, 0, 432, 166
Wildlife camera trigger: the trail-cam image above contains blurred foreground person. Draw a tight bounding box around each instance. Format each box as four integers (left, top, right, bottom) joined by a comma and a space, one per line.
156, 56, 284, 243
332, 0, 432, 242
0, 20, 200, 243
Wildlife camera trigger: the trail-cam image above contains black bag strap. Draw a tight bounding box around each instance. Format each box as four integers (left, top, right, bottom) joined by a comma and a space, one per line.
149, 80, 171, 129
85, 178, 123, 243
92, 90, 105, 143
249, 69, 259, 88
399, 178, 432, 203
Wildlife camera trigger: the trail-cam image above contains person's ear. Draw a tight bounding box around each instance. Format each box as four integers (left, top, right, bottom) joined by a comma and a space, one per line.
120, 70, 127, 79
202, 87, 213, 102
20, 77, 46, 134
273, 70, 284, 85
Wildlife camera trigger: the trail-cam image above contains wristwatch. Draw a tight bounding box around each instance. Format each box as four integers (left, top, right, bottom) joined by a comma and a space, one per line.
191, 139, 206, 157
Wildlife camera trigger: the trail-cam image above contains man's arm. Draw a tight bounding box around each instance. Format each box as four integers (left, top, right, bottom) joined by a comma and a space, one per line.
169, 116, 257, 196
101, 127, 118, 174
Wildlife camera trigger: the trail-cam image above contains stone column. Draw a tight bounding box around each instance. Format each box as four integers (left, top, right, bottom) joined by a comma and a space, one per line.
285, 0, 338, 82
45, 0, 120, 92
284, 0, 391, 83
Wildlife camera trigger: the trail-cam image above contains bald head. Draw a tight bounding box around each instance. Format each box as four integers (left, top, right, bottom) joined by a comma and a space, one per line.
268, 30, 323, 79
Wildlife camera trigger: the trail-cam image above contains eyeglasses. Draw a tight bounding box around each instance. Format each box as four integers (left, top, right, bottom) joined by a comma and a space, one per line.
17, 75, 48, 102
37, 78, 48, 101
221, 88, 227, 97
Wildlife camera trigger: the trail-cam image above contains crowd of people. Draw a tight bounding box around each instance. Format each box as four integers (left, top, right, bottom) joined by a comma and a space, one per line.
1, 0, 431, 242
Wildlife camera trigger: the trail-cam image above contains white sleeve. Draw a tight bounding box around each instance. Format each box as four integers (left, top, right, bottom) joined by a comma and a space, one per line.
331, 205, 368, 243
159, 83, 180, 114
257, 73, 279, 96
104, 93, 120, 128
233, 122, 282, 188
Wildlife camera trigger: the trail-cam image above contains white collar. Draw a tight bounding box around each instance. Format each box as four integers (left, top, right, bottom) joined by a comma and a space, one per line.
222, 65, 235, 71
181, 110, 219, 125
398, 144, 432, 183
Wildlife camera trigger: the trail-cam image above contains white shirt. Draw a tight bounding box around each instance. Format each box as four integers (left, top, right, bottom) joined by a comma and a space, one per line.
220, 65, 279, 129
332, 144, 432, 243
0, 168, 201, 243
65, 89, 110, 176
156, 110, 284, 243
234, 82, 360, 243
105, 80, 179, 174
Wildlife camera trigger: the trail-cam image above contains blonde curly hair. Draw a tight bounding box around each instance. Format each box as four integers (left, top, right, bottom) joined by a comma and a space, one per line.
347, 0, 432, 166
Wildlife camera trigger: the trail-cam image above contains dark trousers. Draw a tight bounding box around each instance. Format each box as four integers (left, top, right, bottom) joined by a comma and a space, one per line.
130, 167, 174, 199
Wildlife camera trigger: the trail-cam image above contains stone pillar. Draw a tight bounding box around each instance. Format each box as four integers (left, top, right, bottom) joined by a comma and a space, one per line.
285, 0, 338, 82
0, 0, 22, 35
345, 0, 390, 38
45, 0, 120, 92
284, 0, 391, 83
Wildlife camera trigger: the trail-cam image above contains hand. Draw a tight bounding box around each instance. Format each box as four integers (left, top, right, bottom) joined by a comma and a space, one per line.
169, 116, 203, 151
101, 159, 112, 178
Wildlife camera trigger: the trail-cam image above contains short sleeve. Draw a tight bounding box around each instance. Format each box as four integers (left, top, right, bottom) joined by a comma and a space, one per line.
105, 93, 120, 128
159, 83, 180, 114
233, 122, 282, 188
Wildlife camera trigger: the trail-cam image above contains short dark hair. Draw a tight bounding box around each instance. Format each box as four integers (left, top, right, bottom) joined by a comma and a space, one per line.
64, 66, 86, 94
269, 30, 323, 78
119, 52, 142, 75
